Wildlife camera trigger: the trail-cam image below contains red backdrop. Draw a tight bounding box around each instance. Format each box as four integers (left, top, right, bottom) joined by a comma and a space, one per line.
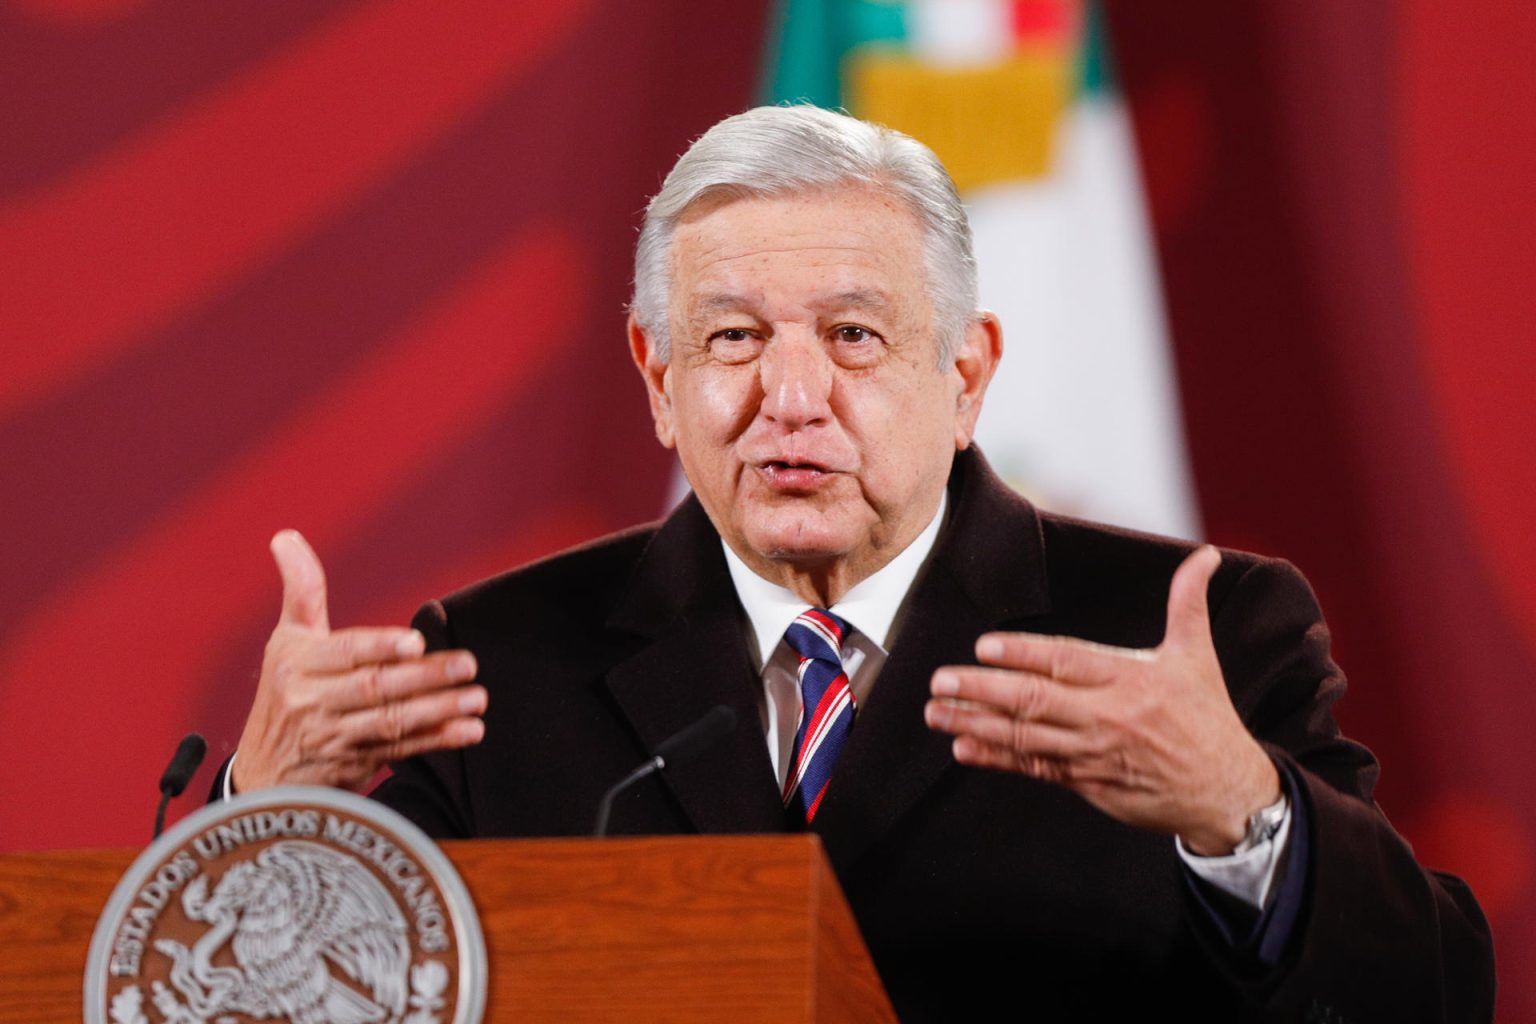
0, 0, 770, 844
1108, 1, 1536, 1016
2, 0, 1532, 1016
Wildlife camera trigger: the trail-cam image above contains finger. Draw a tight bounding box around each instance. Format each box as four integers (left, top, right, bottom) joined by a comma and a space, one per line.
930, 667, 1098, 727
272, 529, 329, 631
973, 632, 1140, 685
949, 735, 1073, 782
924, 697, 1096, 760
363, 716, 487, 763
298, 626, 430, 674
323, 650, 478, 712
1164, 545, 1221, 651
334, 684, 488, 746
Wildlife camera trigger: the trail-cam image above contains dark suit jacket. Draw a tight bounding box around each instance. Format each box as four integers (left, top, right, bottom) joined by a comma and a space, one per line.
374, 448, 1494, 1022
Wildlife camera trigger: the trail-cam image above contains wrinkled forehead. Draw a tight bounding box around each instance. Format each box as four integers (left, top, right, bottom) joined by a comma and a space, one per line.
666, 185, 930, 317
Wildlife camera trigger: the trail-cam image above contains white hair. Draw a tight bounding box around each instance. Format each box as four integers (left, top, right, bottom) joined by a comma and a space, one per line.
631, 105, 979, 365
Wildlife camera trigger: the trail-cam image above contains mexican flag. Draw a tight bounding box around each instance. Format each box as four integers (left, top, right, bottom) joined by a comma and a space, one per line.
764, 0, 1199, 538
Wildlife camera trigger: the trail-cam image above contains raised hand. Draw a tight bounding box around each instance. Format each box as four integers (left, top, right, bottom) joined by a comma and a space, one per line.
924, 545, 1280, 855
231, 530, 486, 793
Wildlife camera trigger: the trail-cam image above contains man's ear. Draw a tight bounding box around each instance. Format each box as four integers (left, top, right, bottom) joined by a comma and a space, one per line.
628, 313, 676, 449
951, 311, 1003, 449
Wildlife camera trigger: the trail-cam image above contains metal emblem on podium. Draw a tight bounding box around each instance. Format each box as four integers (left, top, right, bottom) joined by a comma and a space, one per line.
85, 787, 486, 1024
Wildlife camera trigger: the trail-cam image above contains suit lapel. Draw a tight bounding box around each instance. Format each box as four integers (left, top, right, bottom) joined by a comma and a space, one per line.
599, 449, 1054, 847
603, 498, 786, 834
812, 448, 1055, 869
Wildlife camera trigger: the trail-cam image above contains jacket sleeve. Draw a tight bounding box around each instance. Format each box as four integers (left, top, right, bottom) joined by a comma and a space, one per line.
1195, 555, 1495, 1022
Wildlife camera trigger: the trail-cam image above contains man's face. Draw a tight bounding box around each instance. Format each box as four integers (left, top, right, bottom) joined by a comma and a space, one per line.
630, 185, 999, 600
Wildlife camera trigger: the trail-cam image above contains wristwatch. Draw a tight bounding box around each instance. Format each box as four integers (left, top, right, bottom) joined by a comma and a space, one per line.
1232, 792, 1289, 855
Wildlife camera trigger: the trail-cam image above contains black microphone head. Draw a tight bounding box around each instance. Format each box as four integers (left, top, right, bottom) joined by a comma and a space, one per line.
159, 733, 207, 798
653, 705, 736, 767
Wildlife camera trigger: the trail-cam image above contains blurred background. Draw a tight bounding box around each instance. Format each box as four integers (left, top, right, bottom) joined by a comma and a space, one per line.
1, 0, 1531, 1014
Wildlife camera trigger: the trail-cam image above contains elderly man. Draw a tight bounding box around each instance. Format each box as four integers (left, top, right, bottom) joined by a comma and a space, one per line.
223, 106, 1494, 1021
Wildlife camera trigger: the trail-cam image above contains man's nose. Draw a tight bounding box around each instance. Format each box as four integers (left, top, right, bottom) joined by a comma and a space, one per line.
758, 332, 833, 429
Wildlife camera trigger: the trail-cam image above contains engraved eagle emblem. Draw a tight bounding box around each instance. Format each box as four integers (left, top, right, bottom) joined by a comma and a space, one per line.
152, 840, 410, 1024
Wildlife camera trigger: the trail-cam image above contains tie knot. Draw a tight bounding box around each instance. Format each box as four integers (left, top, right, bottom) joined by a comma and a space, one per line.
785, 608, 851, 664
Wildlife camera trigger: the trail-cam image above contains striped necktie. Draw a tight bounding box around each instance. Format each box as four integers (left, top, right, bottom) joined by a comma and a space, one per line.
781, 608, 856, 823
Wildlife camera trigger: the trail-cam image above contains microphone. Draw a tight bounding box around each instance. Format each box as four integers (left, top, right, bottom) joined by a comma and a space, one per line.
593, 705, 736, 837
153, 733, 207, 840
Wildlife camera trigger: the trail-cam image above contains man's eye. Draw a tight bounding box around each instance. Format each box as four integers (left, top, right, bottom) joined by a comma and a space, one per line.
834, 325, 876, 343
707, 328, 760, 363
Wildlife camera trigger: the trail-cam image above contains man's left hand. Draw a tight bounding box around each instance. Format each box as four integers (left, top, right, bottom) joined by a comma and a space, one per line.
924, 545, 1280, 855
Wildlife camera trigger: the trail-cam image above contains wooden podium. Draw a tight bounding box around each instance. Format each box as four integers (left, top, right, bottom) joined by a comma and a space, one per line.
0, 834, 896, 1023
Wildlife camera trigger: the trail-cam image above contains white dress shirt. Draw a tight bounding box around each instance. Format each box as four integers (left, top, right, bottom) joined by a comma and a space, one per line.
720, 493, 1289, 911
723, 494, 948, 787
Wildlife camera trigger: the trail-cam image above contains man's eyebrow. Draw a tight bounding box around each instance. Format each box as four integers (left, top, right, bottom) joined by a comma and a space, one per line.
690, 292, 757, 317
688, 288, 894, 319
819, 288, 893, 313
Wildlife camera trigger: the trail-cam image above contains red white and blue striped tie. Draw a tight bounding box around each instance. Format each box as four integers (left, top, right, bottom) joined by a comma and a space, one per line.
782, 608, 856, 823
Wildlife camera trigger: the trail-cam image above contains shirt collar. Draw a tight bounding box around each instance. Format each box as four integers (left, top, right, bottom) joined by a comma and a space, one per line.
721, 492, 948, 670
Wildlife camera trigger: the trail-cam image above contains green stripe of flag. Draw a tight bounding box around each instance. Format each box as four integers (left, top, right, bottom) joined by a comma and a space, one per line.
761, 0, 907, 107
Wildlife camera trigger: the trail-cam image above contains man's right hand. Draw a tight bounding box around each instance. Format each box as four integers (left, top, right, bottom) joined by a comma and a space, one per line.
231, 530, 486, 793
